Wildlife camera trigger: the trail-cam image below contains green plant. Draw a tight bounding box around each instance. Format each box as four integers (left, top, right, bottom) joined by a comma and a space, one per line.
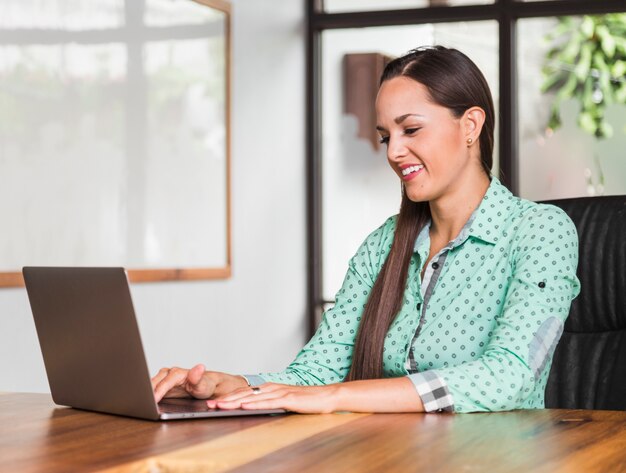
542, 14, 626, 139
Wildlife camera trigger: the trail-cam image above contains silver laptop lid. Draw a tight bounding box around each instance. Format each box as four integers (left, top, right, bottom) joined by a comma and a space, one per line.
23, 267, 161, 420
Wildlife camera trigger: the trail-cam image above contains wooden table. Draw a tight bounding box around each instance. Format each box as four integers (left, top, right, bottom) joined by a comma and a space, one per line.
2, 393, 626, 472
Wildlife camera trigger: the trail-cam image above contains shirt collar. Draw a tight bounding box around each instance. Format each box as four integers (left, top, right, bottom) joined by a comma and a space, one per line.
466, 177, 516, 245
413, 202, 477, 258
413, 177, 515, 254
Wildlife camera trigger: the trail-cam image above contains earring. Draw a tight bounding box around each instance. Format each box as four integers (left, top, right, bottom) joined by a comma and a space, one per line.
466, 137, 473, 145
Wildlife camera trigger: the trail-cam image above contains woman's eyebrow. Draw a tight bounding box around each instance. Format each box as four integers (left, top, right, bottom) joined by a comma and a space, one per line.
394, 113, 424, 124
376, 113, 424, 132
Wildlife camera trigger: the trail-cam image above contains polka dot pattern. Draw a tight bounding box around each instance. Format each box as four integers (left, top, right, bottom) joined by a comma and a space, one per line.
260, 178, 581, 413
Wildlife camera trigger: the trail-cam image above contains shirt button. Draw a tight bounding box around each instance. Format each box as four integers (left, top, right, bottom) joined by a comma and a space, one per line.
538, 281, 546, 288
432, 262, 439, 269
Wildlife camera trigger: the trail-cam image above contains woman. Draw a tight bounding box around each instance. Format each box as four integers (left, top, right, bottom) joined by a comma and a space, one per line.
152, 46, 580, 414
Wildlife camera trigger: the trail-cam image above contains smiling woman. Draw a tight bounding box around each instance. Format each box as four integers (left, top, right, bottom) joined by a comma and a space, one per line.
153, 46, 581, 415
321, 22, 499, 306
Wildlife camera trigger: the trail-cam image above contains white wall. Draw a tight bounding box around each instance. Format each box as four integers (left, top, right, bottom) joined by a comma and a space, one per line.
0, 0, 307, 393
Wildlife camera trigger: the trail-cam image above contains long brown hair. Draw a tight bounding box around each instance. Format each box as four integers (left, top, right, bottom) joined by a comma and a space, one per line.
346, 46, 495, 381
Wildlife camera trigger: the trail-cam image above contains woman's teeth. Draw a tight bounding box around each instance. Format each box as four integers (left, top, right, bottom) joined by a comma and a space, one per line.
402, 165, 424, 176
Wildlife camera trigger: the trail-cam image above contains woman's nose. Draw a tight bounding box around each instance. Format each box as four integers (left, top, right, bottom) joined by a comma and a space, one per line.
387, 137, 408, 162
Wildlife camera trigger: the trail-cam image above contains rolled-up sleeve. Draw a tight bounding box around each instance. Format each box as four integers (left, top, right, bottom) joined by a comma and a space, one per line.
408, 370, 454, 412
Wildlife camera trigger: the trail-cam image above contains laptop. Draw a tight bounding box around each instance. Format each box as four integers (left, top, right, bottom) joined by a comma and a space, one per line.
23, 266, 286, 421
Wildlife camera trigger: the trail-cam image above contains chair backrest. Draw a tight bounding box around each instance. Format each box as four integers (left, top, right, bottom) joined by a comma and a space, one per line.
543, 195, 626, 410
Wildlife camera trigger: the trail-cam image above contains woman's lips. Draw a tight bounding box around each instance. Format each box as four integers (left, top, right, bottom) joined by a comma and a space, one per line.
400, 164, 424, 181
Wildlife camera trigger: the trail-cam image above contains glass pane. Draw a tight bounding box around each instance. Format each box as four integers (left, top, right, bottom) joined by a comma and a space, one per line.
143, 37, 227, 267
0, 9, 229, 271
0, 0, 124, 30
0, 43, 127, 267
321, 22, 499, 300
325, 0, 493, 13
144, 0, 225, 27
517, 14, 626, 200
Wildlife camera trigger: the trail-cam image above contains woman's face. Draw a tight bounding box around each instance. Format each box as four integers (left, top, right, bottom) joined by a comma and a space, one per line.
375, 76, 480, 204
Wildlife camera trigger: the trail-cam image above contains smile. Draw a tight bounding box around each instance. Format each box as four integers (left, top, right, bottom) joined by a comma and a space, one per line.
401, 165, 424, 180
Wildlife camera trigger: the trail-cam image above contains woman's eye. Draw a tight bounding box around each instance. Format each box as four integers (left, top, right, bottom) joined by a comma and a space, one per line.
379, 136, 389, 145
404, 127, 420, 135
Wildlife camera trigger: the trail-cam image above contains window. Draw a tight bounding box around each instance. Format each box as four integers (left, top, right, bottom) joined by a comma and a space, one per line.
0, 0, 230, 285
517, 14, 626, 200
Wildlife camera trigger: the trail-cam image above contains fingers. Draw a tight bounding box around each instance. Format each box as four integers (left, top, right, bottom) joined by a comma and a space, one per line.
151, 367, 170, 391
239, 398, 291, 411
207, 384, 337, 414
184, 364, 219, 399
186, 364, 206, 386
213, 383, 280, 402
207, 384, 283, 410
210, 397, 286, 411
153, 364, 219, 403
153, 367, 190, 403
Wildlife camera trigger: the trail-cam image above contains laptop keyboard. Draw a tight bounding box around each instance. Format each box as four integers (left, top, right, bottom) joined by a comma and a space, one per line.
158, 399, 212, 413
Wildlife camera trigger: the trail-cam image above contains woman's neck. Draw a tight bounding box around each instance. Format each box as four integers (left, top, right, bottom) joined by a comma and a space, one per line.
428, 172, 491, 244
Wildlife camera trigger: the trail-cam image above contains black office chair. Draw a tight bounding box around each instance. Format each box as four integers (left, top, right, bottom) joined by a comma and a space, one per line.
543, 195, 626, 410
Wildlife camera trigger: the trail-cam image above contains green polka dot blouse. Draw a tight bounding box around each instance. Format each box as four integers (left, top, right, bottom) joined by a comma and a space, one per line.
255, 177, 581, 413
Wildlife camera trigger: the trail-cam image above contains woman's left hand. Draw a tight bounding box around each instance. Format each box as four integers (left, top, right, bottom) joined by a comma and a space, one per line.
206, 383, 341, 414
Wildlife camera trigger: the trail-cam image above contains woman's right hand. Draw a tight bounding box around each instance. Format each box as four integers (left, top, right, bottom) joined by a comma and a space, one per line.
151, 364, 248, 403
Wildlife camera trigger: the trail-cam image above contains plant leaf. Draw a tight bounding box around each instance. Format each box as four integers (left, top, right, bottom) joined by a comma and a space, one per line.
581, 76, 595, 110
575, 43, 592, 80
615, 83, 626, 104
561, 32, 583, 62
601, 33, 617, 58
612, 60, 626, 80
578, 111, 597, 134
540, 13, 626, 139
581, 16, 595, 38
598, 121, 614, 139
547, 103, 562, 130
556, 73, 578, 100
541, 70, 566, 93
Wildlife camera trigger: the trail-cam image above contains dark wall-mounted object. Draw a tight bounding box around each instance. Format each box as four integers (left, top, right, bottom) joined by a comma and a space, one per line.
343, 53, 391, 151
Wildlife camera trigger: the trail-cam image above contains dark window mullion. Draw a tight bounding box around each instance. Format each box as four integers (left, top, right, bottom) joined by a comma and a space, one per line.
312, 5, 499, 29
499, 0, 517, 192
307, 0, 324, 333
510, 0, 626, 19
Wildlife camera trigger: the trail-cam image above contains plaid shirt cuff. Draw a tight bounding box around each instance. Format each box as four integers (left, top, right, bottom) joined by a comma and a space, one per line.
241, 374, 266, 387
407, 370, 454, 413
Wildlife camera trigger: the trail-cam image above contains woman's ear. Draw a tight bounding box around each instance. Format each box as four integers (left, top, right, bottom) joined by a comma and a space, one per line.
463, 106, 486, 145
